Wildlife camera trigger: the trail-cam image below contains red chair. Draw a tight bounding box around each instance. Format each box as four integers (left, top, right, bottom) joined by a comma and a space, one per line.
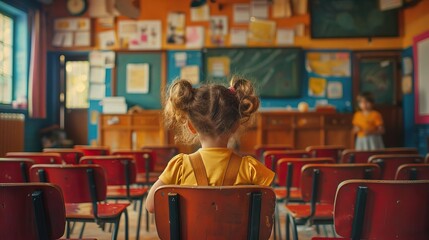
340, 147, 418, 163
333, 180, 429, 240
254, 144, 293, 161
275, 157, 335, 203
141, 145, 179, 172
43, 148, 84, 164
80, 155, 149, 238
426, 153, 429, 163
0, 158, 33, 183
154, 185, 276, 240
263, 150, 310, 173
112, 149, 158, 185
369, 154, 424, 180
74, 145, 110, 156
306, 145, 344, 163
30, 164, 129, 240
6, 152, 62, 164
396, 164, 429, 180
285, 163, 381, 240
0, 183, 65, 240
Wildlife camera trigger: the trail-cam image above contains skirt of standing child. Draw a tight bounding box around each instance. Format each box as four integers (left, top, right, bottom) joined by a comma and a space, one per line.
355, 134, 385, 150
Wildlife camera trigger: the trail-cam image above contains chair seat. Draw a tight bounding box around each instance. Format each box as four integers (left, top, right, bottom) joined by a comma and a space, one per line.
65, 202, 130, 219
285, 203, 333, 219
107, 186, 148, 198
274, 188, 302, 200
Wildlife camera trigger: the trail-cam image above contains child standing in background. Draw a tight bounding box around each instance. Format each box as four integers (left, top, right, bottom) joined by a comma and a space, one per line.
146, 77, 275, 213
353, 92, 385, 150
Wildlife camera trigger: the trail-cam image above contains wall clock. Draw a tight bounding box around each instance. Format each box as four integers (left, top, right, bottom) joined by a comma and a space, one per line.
67, 0, 88, 16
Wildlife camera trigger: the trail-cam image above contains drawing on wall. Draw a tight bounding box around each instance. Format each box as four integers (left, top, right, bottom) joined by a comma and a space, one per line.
186, 26, 205, 48
118, 20, 137, 48
210, 16, 228, 46
327, 81, 343, 99
359, 59, 395, 104
306, 52, 351, 77
308, 77, 327, 97
130, 20, 162, 50
126, 63, 150, 94
167, 12, 186, 44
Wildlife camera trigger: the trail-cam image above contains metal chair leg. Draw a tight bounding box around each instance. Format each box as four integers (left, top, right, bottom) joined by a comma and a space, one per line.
79, 222, 86, 239
124, 209, 129, 240
285, 213, 290, 240
112, 218, 121, 240
66, 220, 71, 239
289, 215, 298, 240
136, 197, 144, 240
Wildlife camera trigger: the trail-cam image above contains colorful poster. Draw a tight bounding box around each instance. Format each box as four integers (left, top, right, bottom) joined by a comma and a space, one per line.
306, 52, 351, 77
130, 20, 162, 50
118, 20, 137, 48
186, 26, 205, 48
248, 18, 276, 43
210, 16, 228, 46
126, 64, 150, 94
327, 82, 343, 99
167, 12, 186, 44
207, 57, 230, 77
308, 77, 327, 97
191, 4, 210, 21
180, 65, 200, 85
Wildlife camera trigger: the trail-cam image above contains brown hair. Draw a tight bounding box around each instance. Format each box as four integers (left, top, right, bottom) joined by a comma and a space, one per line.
357, 92, 375, 104
164, 77, 260, 144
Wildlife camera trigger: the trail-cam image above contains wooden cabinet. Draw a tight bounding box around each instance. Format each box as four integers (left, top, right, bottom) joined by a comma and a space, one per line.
99, 111, 166, 150
239, 111, 354, 153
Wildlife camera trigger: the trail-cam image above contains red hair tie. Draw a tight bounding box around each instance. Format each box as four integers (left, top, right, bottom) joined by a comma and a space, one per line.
229, 86, 236, 94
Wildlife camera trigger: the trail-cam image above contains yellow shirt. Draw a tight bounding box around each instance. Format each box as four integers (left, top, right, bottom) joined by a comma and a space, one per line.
352, 110, 383, 137
159, 148, 275, 186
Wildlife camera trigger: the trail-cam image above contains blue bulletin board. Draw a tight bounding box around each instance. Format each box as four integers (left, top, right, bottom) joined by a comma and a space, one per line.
167, 50, 203, 86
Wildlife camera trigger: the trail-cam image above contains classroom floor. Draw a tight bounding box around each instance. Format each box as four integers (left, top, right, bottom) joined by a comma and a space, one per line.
66, 201, 336, 240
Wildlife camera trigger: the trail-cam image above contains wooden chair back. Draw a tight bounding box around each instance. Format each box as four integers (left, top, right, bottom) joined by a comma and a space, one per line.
426, 153, 429, 163
300, 164, 380, 204
396, 164, 429, 180
276, 157, 334, 188
340, 147, 418, 163
6, 152, 62, 164
306, 145, 344, 163
334, 180, 429, 240
369, 154, 424, 180
141, 146, 179, 171
43, 148, 84, 164
29, 164, 107, 203
154, 185, 275, 240
112, 149, 155, 174
254, 144, 293, 161
80, 156, 137, 186
0, 158, 34, 183
0, 183, 65, 240
264, 150, 310, 172
74, 145, 110, 156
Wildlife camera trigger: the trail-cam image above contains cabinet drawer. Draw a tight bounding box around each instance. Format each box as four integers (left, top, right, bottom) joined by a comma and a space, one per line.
133, 115, 160, 127
101, 115, 131, 127
263, 116, 293, 129
295, 116, 321, 128
325, 115, 352, 126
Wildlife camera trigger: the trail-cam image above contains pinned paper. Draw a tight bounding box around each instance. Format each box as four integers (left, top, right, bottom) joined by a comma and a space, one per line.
230, 28, 247, 46
403, 57, 413, 75
98, 30, 116, 49
89, 51, 106, 67
327, 82, 343, 99
308, 77, 327, 97
233, 4, 250, 23
210, 16, 228, 46
186, 26, 205, 48
89, 84, 106, 100
174, 52, 187, 67
248, 18, 276, 43
180, 66, 200, 85
251, 0, 269, 19
272, 0, 292, 18
402, 75, 413, 94
167, 12, 186, 44
129, 20, 162, 50
191, 4, 210, 22
276, 28, 294, 45
74, 32, 91, 46
126, 64, 150, 94
208, 57, 230, 78
90, 67, 106, 84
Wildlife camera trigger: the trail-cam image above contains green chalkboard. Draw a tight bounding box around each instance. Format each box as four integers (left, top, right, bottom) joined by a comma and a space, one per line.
310, 0, 399, 38
203, 48, 302, 98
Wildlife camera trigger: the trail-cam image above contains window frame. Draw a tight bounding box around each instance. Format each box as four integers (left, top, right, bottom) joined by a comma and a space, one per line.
0, 10, 16, 105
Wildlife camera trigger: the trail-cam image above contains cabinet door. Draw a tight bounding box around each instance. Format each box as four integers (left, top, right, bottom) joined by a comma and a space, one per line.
325, 128, 353, 148
102, 130, 132, 150
134, 130, 164, 149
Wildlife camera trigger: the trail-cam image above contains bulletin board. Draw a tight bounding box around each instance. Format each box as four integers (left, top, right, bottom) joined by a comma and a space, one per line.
116, 52, 162, 109
413, 31, 429, 124
203, 48, 302, 98
167, 50, 203, 85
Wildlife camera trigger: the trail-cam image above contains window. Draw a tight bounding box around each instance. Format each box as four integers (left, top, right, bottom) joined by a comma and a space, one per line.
66, 61, 90, 109
0, 13, 13, 104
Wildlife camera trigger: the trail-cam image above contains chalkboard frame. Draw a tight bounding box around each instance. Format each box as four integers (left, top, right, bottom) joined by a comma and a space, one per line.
202, 47, 303, 98
309, 0, 400, 39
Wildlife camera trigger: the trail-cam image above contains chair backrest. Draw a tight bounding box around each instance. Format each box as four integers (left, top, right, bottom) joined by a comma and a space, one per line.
426, 153, 429, 163
154, 185, 276, 240
334, 180, 429, 240
305, 145, 344, 163
276, 158, 334, 188
29, 164, 107, 203
341, 148, 418, 163
395, 164, 429, 180
369, 154, 424, 180
264, 150, 310, 171
300, 164, 380, 204
0, 158, 34, 183
0, 183, 66, 240
80, 156, 137, 186
6, 152, 62, 164
74, 145, 110, 156
254, 144, 293, 161
43, 148, 84, 164
141, 146, 179, 171
112, 149, 155, 174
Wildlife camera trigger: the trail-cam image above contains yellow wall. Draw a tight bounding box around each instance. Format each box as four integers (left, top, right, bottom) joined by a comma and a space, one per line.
402, 0, 429, 47
45, 0, 406, 51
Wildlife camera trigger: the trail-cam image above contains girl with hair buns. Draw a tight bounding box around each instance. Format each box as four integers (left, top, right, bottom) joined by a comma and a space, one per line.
146, 77, 275, 213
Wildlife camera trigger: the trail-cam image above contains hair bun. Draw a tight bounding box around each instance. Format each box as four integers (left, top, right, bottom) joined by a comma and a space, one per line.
230, 77, 260, 122
168, 79, 195, 112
